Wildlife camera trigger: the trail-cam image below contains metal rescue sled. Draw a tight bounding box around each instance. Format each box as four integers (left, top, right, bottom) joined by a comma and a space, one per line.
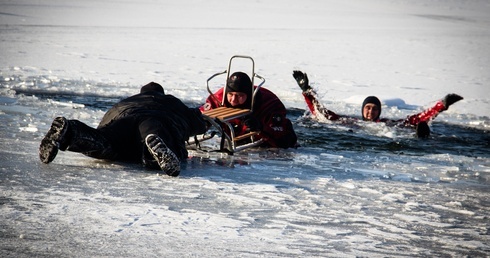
189, 55, 266, 154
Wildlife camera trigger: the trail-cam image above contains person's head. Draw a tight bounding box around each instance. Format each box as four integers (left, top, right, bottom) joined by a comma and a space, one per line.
225, 71, 252, 108
140, 82, 165, 94
362, 96, 381, 121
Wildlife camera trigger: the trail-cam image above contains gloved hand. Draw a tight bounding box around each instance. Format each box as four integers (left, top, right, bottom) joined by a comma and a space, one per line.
243, 116, 261, 132
442, 94, 463, 110
292, 70, 311, 92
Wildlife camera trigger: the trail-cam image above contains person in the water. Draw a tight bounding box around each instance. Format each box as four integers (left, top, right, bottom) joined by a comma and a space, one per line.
292, 70, 463, 138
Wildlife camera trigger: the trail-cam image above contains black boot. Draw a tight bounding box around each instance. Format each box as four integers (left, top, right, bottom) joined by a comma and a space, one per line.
40, 117, 116, 163
39, 117, 69, 163
145, 134, 181, 177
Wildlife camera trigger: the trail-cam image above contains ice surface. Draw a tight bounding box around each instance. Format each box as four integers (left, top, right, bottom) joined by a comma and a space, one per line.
1, 0, 490, 257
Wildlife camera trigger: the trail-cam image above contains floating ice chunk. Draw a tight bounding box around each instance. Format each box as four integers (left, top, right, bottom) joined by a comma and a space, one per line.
48, 99, 85, 109
19, 126, 38, 132
432, 204, 475, 216
380, 193, 405, 202
339, 181, 356, 189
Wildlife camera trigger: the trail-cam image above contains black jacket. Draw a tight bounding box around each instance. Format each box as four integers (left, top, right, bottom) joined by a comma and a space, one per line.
98, 90, 207, 138
90, 88, 207, 161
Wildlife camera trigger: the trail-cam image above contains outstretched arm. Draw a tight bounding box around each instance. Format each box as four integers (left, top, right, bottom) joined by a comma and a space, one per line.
293, 70, 340, 121
404, 94, 463, 126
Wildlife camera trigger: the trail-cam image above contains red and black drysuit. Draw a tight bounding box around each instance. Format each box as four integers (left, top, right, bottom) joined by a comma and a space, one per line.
200, 86, 298, 148
293, 70, 462, 129
301, 88, 450, 127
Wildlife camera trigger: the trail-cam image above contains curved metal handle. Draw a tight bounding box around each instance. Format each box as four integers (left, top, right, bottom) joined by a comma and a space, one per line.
206, 55, 265, 111
251, 73, 265, 113
206, 70, 227, 106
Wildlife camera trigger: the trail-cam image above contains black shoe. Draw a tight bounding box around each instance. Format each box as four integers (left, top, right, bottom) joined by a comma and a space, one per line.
39, 117, 69, 163
145, 134, 181, 177
416, 121, 430, 139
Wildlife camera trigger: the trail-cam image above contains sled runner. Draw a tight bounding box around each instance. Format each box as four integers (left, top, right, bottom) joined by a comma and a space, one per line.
190, 55, 266, 153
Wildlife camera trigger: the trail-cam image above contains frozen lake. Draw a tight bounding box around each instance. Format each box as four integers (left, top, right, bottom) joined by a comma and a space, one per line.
1, 0, 489, 257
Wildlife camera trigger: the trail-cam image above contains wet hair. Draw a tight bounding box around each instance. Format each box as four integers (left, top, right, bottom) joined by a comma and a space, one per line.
362, 96, 381, 120
140, 82, 164, 94
224, 72, 253, 108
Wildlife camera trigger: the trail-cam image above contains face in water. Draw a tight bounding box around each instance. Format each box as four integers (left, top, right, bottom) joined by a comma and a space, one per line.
227, 92, 248, 107
363, 103, 380, 121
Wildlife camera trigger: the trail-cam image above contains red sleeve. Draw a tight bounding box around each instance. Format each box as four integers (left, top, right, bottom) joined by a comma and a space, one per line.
302, 90, 340, 121
200, 88, 224, 112
404, 100, 446, 126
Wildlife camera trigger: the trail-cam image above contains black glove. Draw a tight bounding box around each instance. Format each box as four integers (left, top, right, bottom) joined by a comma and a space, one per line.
442, 94, 463, 110
292, 70, 311, 92
243, 116, 261, 132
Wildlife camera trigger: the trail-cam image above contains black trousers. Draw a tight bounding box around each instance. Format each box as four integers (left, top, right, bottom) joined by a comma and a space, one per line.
62, 116, 188, 164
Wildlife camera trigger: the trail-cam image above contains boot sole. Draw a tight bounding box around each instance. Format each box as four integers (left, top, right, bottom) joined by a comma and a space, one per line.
39, 117, 68, 163
145, 134, 181, 177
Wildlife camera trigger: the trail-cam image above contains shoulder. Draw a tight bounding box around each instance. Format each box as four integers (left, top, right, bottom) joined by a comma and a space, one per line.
258, 87, 279, 98
255, 87, 285, 110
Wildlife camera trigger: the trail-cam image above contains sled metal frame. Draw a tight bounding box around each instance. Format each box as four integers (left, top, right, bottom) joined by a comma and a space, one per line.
200, 55, 266, 153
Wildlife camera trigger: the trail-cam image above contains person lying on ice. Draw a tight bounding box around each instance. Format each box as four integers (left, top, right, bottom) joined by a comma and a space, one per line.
39, 82, 208, 176
200, 71, 298, 148
292, 70, 463, 138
